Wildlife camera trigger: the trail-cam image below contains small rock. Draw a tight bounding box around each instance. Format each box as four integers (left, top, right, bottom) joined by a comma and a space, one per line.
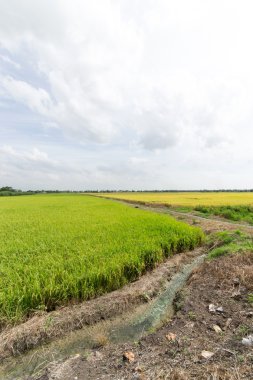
246, 311, 253, 318
193, 356, 201, 363
225, 318, 232, 330
134, 366, 143, 373
133, 373, 146, 380
184, 321, 195, 330
209, 304, 224, 313
94, 351, 103, 359
123, 351, 135, 362
201, 350, 214, 359
142, 293, 151, 302
231, 291, 241, 300
209, 304, 216, 313
166, 332, 177, 341
242, 335, 253, 347
213, 324, 222, 333
86, 351, 103, 362
233, 278, 240, 286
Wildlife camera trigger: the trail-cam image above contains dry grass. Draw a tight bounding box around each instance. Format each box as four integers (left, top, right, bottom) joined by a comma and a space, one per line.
199, 251, 253, 290
93, 333, 109, 348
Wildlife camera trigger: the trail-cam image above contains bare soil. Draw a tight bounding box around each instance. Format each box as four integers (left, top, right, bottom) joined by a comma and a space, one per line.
36, 251, 253, 380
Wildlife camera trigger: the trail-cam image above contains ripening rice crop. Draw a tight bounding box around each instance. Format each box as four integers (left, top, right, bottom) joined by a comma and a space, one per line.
97, 192, 253, 207
0, 194, 204, 325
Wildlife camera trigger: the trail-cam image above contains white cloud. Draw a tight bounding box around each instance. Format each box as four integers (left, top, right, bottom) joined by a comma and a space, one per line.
1, 76, 53, 116
0, 145, 57, 165
0, 54, 20, 69
0, 0, 253, 188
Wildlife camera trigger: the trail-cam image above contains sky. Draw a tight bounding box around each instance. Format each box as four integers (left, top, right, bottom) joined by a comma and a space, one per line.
0, 0, 253, 190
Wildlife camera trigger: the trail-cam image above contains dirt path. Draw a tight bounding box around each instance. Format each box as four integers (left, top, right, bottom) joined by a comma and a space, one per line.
168, 209, 253, 229
126, 202, 253, 235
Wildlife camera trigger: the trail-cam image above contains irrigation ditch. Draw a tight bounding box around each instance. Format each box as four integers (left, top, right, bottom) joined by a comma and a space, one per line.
0, 249, 206, 380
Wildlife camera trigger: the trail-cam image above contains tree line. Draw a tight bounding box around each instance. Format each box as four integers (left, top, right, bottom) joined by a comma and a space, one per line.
1, 187, 253, 196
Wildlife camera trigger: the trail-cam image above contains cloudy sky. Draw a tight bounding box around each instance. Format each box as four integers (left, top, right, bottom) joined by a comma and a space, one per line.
0, 0, 253, 190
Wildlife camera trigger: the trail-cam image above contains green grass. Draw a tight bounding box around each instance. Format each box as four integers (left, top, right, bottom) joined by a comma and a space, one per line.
194, 205, 253, 225
247, 294, 253, 304
207, 230, 253, 259
0, 194, 204, 325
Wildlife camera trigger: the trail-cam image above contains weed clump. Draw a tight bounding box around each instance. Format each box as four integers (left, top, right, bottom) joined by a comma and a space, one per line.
195, 205, 253, 225
207, 230, 253, 260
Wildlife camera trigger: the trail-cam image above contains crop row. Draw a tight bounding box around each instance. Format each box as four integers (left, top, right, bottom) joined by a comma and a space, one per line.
0, 195, 204, 325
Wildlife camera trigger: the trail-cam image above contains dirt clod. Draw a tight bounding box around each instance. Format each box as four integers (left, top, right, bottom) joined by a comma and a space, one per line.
123, 351, 135, 362
165, 332, 177, 341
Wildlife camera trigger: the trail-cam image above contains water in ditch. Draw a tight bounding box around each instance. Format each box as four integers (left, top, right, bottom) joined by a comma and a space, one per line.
0, 254, 205, 380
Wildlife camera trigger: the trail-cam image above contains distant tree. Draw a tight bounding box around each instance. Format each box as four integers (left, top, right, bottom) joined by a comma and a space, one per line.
0, 186, 15, 192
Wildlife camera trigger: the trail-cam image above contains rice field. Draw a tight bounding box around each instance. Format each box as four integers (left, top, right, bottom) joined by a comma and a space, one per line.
96, 192, 253, 207
0, 194, 203, 325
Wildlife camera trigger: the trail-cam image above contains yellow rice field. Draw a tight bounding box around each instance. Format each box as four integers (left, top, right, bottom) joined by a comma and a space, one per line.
95, 192, 253, 207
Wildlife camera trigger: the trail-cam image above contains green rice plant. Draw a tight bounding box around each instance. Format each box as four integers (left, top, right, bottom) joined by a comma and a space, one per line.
0, 194, 204, 325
